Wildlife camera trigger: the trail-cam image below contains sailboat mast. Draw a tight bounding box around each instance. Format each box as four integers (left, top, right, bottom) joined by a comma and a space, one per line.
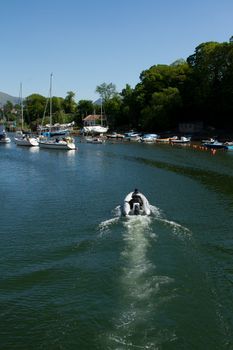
100, 97, 102, 126
20, 82, 23, 130
49, 73, 53, 130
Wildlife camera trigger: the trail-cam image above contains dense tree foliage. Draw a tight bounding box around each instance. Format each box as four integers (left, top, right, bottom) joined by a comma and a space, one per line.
75, 99, 94, 125
4, 37, 233, 132
186, 41, 233, 128
63, 91, 77, 114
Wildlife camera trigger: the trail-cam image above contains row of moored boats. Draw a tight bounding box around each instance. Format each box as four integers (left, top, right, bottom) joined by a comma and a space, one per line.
0, 126, 76, 150
2, 125, 233, 151
201, 138, 233, 150
107, 131, 233, 149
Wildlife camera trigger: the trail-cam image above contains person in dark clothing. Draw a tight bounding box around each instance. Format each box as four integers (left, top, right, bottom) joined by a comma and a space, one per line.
129, 189, 143, 209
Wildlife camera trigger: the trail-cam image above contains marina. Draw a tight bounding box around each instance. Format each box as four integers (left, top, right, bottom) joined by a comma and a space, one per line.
1, 2, 233, 348
1, 137, 233, 349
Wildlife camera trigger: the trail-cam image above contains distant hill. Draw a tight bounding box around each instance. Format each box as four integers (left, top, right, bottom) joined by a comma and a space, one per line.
94, 98, 102, 105
0, 91, 19, 106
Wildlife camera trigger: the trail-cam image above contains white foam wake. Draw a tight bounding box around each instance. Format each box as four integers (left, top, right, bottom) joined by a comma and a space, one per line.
149, 204, 192, 239
106, 212, 174, 349
156, 217, 192, 239
98, 217, 120, 236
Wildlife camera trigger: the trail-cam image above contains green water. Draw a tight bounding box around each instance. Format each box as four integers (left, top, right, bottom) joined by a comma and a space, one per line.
1, 138, 233, 349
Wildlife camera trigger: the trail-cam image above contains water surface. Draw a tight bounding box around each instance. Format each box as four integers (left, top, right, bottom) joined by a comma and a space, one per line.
1, 138, 233, 349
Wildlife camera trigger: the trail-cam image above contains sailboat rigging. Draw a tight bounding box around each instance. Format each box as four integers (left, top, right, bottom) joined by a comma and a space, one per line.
82, 97, 109, 134
14, 83, 39, 147
38, 74, 76, 150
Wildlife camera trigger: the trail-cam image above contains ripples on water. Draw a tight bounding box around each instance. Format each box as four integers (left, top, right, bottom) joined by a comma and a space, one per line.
1, 140, 233, 349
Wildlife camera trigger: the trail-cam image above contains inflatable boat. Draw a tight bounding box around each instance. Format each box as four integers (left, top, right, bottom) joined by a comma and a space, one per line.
122, 190, 151, 216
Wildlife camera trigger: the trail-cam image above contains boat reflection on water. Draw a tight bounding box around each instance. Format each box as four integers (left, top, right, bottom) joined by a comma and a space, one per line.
67, 149, 76, 156
29, 146, 40, 153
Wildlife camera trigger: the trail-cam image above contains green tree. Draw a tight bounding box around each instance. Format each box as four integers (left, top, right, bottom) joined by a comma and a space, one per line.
24, 94, 46, 124
104, 95, 122, 129
76, 99, 94, 126
141, 87, 182, 131
119, 84, 135, 127
95, 83, 118, 102
187, 41, 233, 127
63, 91, 77, 114
130, 62, 189, 131
3, 101, 14, 121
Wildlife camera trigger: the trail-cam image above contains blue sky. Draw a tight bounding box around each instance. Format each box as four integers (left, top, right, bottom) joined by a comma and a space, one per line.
1, 0, 233, 101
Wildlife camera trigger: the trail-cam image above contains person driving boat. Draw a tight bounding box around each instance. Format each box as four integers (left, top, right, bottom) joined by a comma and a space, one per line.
129, 189, 143, 209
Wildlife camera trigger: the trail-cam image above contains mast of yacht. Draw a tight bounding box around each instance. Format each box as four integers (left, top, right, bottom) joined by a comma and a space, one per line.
20, 82, 23, 130
100, 97, 103, 126
49, 73, 53, 132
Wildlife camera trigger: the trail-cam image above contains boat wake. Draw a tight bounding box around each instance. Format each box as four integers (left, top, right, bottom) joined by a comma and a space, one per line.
98, 203, 191, 240
98, 206, 122, 237
99, 203, 191, 348
98, 216, 120, 236
104, 208, 176, 349
158, 217, 192, 238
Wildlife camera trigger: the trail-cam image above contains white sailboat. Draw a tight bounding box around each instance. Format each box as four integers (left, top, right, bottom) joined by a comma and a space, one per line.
14, 130, 39, 147
82, 98, 109, 134
83, 125, 109, 133
14, 83, 39, 147
38, 74, 76, 150
0, 124, 11, 143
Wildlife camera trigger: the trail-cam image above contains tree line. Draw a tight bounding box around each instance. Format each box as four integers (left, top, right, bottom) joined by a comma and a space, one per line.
1, 37, 233, 132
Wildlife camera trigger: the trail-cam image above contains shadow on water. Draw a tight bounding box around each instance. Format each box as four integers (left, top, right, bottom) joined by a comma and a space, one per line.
105, 151, 233, 202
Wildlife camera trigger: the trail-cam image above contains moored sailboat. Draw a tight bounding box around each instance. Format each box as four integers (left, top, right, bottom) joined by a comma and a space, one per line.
14, 131, 39, 147
38, 74, 76, 150
14, 83, 39, 147
81, 98, 109, 134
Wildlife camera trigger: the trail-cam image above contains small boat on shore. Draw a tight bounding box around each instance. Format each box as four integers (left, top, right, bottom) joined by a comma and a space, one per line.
85, 137, 104, 144
201, 138, 216, 144
106, 132, 124, 140
140, 133, 158, 143
124, 131, 141, 141
224, 142, 233, 151
156, 136, 178, 143
122, 189, 151, 216
203, 140, 227, 149
170, 136, 191, 144
156, 137, 172, 143
91, 137, 105, 144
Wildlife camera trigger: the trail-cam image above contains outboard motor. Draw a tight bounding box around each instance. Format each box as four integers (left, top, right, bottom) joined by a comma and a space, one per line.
133, 202, 140, 215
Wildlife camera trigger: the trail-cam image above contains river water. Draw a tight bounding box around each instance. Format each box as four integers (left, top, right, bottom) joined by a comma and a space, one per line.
1, 137, 233, 349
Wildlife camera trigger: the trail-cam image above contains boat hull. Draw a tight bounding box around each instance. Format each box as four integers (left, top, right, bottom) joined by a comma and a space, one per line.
83, 126, 109, 133
156, 138, 171, 143
204, 142, 227, 149
0, 137, 11, 143
171, 137, 191, 144
39, 141, 76, 150
14, 137, 39, 147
